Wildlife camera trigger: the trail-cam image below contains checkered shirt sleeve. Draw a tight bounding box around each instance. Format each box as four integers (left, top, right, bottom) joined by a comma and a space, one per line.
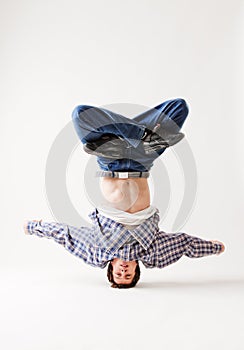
26, 214, 223, 270
183, 234, 222, 257
26, 220, 106, 268
153, 231, 223, 268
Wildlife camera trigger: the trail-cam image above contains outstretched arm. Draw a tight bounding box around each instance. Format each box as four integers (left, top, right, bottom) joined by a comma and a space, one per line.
23, 220, 104, 268
154, 231, 225, 269
183, 234, 225, 258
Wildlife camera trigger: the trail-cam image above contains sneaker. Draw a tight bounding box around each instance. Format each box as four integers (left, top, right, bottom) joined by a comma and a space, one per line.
83, 135, 127, 159
143, 125, 184, 154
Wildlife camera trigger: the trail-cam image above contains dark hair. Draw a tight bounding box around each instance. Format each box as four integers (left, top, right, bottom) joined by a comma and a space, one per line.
107, 261, 141, 289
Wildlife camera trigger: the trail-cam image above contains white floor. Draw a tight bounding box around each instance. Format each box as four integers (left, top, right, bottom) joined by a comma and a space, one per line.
1, 1, 243, 349
1, 264, 244, 350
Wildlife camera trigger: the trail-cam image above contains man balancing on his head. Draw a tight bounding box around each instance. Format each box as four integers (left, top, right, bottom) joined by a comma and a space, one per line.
24, 98, 225, 288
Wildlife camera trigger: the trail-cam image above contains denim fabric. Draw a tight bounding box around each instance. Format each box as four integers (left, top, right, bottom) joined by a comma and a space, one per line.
72, 98, 189, 172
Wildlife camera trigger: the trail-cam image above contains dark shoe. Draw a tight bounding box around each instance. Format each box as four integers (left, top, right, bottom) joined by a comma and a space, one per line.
83, 135, 127, 159
143, 125, 184, 154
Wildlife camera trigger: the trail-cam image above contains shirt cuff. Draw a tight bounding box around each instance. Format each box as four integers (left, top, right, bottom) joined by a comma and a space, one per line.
27, 220, 43, 235
212, 242, 222, 254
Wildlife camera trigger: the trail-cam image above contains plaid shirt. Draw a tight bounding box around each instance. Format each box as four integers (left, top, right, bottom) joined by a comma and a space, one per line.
26, 209, 222, 269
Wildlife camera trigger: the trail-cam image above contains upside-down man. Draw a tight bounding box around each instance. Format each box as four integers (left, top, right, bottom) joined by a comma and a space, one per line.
24, 98, 225, 288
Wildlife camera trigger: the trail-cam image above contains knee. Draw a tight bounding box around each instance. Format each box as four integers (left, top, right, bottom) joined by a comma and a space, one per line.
176, 98, 189, 114
71, 105, 92, 121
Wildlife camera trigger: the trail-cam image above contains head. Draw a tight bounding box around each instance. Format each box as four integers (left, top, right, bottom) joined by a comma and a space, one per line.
107, 258, 140, 289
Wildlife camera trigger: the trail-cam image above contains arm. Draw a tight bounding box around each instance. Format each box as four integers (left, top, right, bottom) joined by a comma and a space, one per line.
23, 220, 103, 267
183, 234, 225, 258
146, 231, 225, 269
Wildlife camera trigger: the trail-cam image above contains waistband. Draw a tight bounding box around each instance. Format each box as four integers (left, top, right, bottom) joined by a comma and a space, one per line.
96, 171, 150, 178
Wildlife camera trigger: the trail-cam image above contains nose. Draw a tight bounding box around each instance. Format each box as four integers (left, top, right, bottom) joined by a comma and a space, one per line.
120, 267, 127, 273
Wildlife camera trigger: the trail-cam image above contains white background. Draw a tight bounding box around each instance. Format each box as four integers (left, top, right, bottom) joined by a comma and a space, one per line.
1, 1, 244, 349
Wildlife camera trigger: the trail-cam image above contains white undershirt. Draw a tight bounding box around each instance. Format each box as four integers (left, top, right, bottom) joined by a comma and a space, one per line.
97, 205, 157, 227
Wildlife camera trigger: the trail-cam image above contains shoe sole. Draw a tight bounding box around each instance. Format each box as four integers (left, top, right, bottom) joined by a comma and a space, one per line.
144, 133, 184, 154
83, 144, 124, 159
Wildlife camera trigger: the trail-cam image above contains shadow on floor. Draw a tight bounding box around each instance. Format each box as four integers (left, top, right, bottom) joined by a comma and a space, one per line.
137, 278, 244, 289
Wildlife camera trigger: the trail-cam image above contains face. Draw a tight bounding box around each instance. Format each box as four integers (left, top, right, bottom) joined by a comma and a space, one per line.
111, 258, 137, 285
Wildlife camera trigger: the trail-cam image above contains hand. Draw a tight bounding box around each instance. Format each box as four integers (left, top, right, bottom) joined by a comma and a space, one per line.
211, 240, 225, 255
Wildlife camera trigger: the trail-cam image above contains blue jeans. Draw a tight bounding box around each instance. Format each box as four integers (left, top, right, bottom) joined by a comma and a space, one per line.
72, 98, 189, 172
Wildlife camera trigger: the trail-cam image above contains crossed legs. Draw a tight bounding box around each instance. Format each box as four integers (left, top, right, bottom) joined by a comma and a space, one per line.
72, 98, 189, 172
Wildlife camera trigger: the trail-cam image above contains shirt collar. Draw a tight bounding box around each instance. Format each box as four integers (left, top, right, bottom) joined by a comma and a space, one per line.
129, 211, 159, 249
89, 208, 159, 252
